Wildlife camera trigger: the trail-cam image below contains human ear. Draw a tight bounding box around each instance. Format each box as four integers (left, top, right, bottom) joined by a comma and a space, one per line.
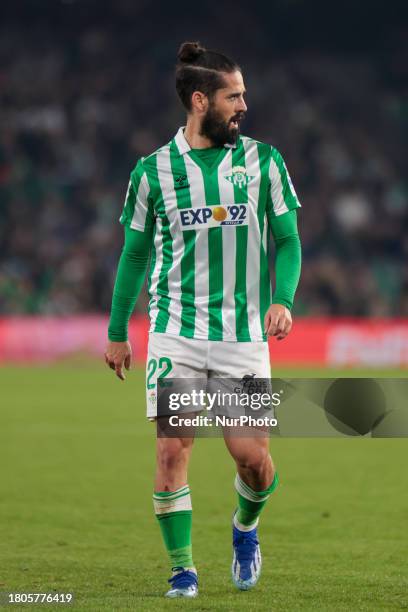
191, 91, 208, 113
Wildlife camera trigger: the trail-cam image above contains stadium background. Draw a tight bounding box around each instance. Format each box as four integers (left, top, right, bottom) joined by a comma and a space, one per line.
1, 1, 407, 610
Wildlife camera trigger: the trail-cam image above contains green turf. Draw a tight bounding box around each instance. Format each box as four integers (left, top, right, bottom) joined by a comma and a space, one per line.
1, 364, 407, 611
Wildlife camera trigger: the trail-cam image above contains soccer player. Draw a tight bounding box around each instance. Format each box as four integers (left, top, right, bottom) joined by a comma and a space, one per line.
105, 41, 301, 598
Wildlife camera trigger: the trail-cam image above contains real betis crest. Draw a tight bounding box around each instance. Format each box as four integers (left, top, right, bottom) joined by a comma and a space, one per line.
224, 166, 255, 188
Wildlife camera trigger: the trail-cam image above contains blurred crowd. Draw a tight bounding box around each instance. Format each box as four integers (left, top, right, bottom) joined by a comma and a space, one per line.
1, 4, 407, 318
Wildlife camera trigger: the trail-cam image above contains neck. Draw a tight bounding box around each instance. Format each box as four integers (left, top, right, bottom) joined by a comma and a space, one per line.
183, 115, 216, 149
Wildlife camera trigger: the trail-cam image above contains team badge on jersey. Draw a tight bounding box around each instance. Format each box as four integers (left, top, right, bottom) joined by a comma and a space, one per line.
178, 204, 249, 230
224, 166, 255, 188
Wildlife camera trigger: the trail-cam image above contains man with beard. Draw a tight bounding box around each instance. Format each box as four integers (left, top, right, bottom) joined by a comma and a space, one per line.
105, 41, 302, 598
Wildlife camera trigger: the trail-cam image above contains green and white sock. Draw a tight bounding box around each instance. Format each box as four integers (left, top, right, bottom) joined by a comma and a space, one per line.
234, 472, 279, 531
153, 484, 194, 571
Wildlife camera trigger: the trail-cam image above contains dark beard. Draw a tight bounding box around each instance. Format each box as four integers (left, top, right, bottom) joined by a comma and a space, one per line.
200, 103, 243, 147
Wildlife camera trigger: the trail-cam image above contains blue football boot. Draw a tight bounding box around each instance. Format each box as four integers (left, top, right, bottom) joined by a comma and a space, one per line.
232, 519, 262, 590
165, 567, 198, 598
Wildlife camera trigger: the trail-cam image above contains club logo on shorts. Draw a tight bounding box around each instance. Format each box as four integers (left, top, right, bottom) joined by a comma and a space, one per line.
224, 166, 255, 188
178, 204, 249, 230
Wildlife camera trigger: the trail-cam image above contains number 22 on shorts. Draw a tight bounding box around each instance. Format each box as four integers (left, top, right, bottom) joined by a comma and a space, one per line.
147, 357, 173, 389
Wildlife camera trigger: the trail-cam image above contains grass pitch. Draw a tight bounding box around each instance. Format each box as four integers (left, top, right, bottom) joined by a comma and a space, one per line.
1, 363, 407, 611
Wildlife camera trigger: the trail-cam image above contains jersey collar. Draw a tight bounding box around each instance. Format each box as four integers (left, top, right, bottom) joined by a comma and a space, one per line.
174, 126, 238, 156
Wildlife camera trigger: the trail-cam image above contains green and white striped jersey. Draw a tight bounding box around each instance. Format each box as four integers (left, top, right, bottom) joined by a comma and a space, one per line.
120, 127, 300, 342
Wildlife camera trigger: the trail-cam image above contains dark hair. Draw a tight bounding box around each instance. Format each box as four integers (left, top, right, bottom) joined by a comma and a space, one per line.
175, 41, 240, 111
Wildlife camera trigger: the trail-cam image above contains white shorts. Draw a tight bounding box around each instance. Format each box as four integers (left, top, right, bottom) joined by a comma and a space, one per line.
145, 332, 271, 418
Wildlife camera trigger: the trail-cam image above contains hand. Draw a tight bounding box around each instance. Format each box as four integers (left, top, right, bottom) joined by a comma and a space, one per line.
264, 304, 292, 341
105, 340, 132, 380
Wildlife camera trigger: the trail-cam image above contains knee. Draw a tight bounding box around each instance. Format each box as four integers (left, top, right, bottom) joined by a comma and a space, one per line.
157, 439, 190, 473
236, 448, 271, 474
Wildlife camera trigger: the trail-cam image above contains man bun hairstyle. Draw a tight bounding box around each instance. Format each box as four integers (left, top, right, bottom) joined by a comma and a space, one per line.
177, 41, 206, 64
176, 41, 240, 111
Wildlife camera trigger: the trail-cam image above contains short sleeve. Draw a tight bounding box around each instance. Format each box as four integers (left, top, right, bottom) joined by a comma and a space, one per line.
119, 159, 155, 231
267, 148, 301, 218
